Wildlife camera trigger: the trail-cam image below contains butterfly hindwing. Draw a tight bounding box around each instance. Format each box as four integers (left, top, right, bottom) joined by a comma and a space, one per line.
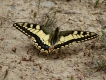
54, 30, 98, 49
13, 22, 53, 53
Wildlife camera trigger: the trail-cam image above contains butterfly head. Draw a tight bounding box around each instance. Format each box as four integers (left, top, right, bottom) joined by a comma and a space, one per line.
55, 27, 60, 33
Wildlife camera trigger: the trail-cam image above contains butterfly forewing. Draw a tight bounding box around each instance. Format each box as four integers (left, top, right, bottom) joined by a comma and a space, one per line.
13, 22, 41, 36
54, 31, 98, 49
13, 22, 52, 53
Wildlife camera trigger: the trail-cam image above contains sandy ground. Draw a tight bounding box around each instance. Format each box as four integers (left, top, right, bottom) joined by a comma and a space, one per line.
0, 0, 106, 80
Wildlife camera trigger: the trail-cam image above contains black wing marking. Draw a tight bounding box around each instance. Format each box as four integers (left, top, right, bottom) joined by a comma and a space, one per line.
54, 30, 98, 49
13, 22, 53, 53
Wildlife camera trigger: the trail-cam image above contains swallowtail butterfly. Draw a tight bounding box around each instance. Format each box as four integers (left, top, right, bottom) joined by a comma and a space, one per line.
13, 22, 98, 54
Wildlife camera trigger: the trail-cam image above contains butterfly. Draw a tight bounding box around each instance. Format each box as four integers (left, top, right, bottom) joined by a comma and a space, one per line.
13, 22, 98, 54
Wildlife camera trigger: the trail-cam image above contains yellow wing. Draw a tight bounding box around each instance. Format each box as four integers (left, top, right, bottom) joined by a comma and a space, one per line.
54, 30, 98, 49
13, 22, 53, 53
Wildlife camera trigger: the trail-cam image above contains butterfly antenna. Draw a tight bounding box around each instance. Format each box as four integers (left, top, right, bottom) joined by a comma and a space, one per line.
59, 19, 70, 28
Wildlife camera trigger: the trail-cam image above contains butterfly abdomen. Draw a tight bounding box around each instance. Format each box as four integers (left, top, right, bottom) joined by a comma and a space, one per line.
50, 27, 61, 46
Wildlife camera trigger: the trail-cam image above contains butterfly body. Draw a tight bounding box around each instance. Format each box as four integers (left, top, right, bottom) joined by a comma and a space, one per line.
13, 22, 98, 54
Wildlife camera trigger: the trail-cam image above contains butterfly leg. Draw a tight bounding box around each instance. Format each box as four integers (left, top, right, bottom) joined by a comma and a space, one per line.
58, 49, 61, 53
37, 50, 41, 56
47, 51, 50, 55
53, 49, 60, 59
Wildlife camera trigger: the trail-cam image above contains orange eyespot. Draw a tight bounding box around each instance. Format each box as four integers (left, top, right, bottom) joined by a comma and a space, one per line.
48, 47, 54, 52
